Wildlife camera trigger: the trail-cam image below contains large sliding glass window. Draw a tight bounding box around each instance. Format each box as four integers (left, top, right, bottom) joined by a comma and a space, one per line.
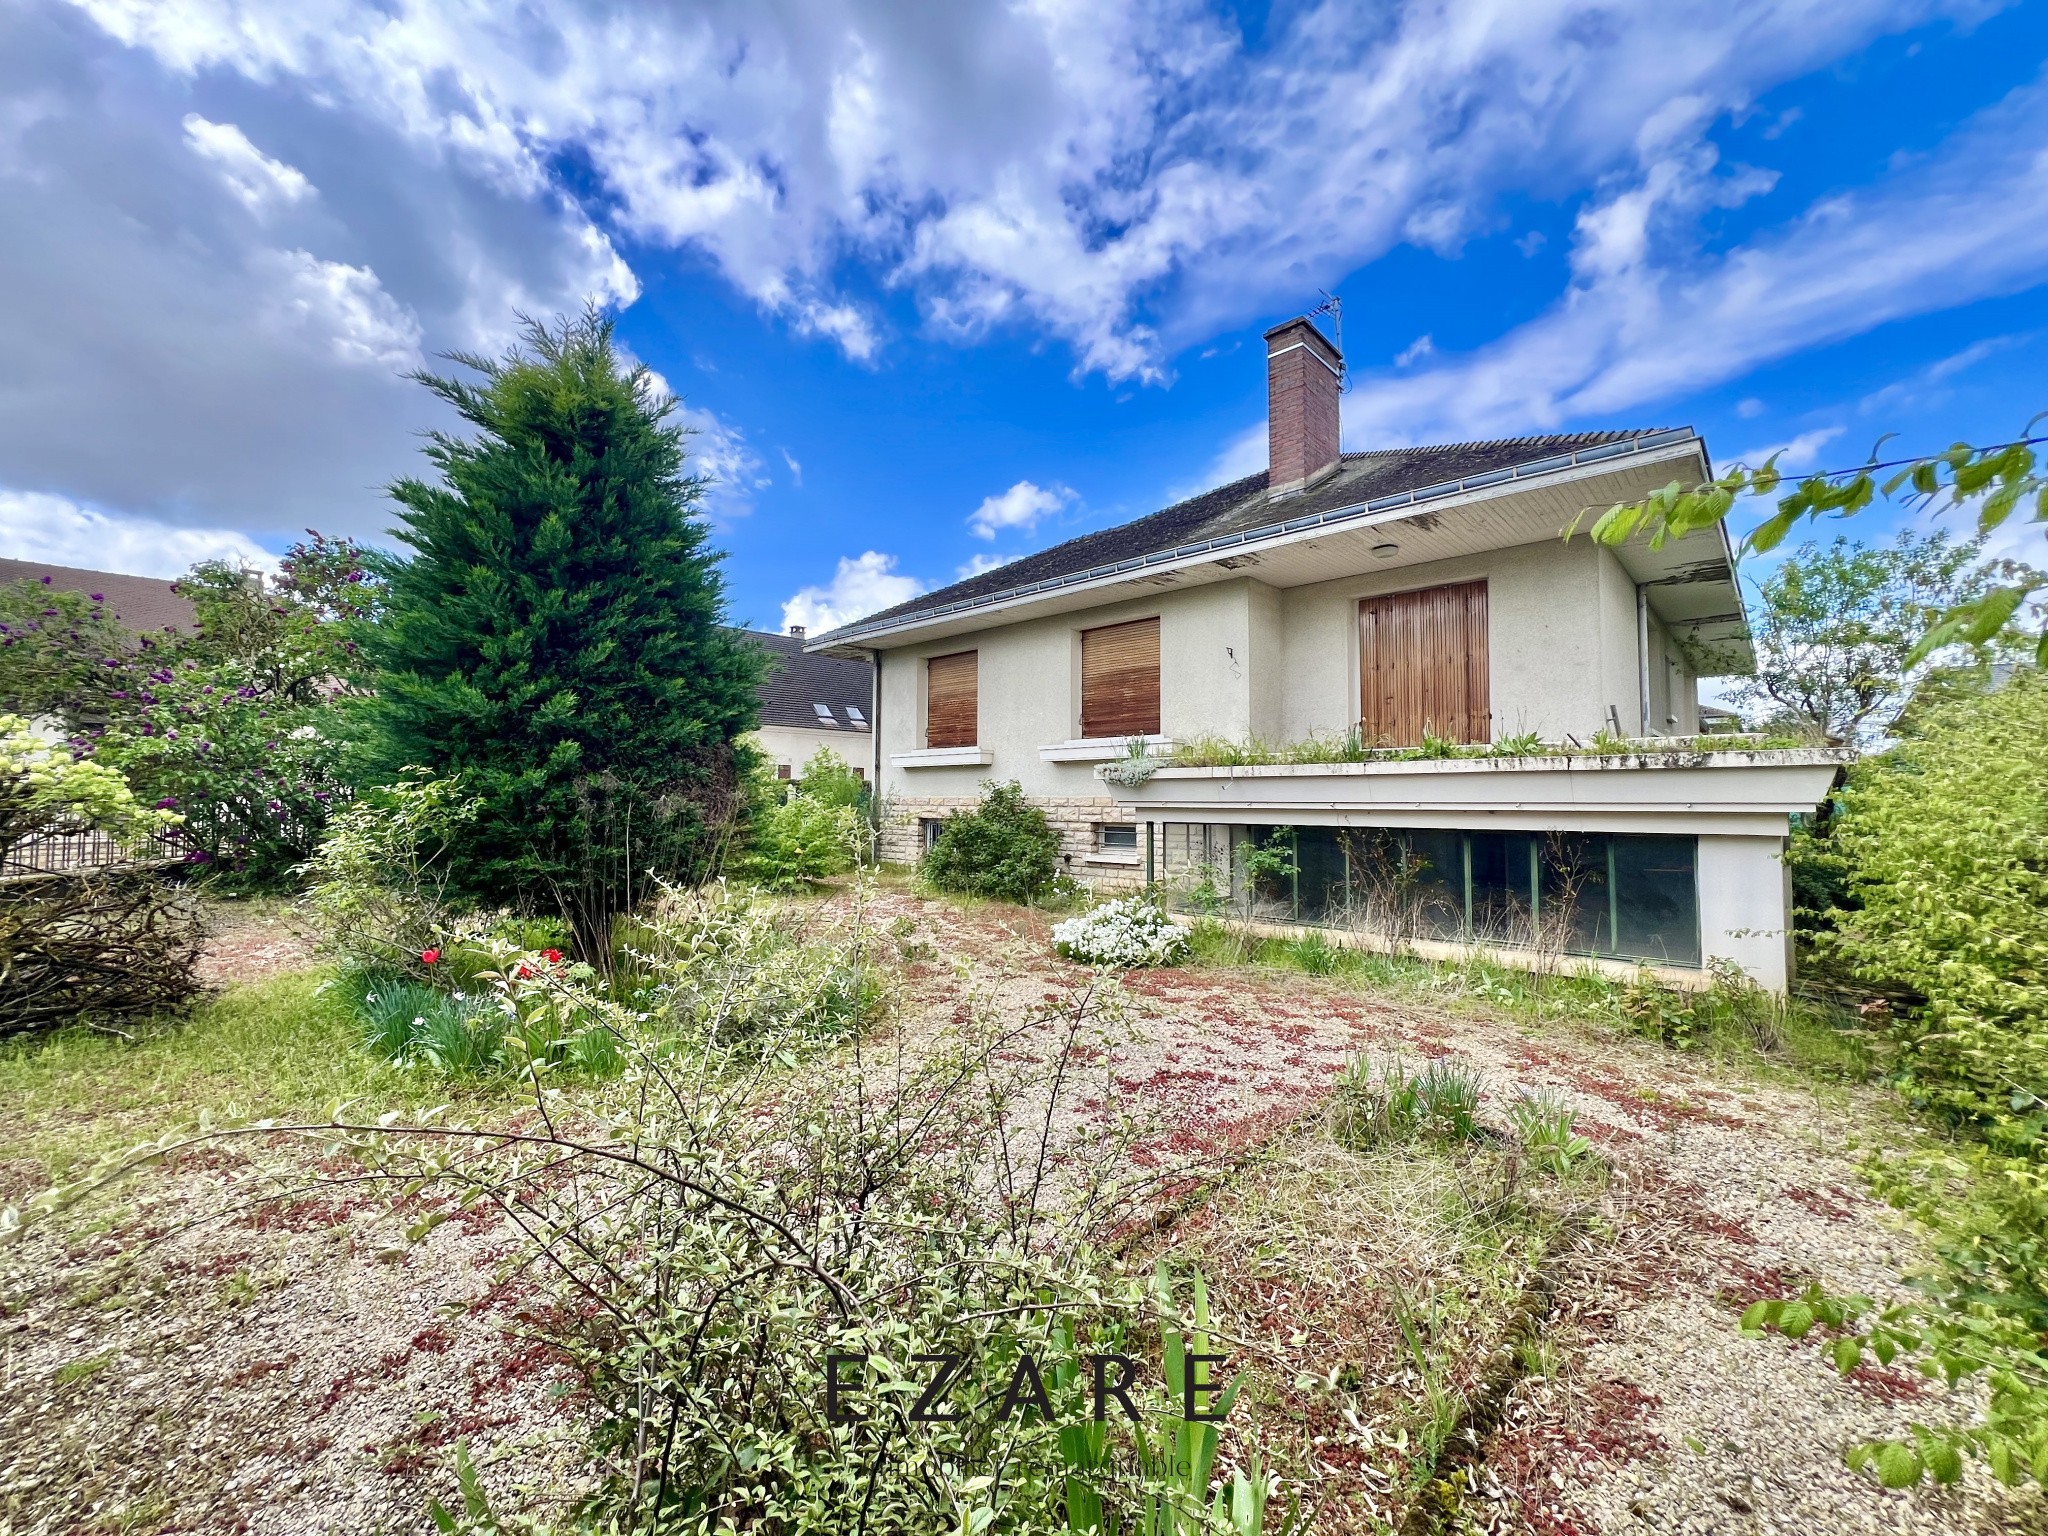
1239, 825, 1699, 967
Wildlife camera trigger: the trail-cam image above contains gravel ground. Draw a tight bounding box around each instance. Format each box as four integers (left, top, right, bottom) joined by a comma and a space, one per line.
193, 900, 318, 991
0, 1159, 589, 1535
869, 889, 2048, 1535
4, 885, 2042, 1534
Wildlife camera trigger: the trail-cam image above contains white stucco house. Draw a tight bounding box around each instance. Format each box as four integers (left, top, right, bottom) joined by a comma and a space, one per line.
809, 316, 1840, 991
741, 627, 874, 783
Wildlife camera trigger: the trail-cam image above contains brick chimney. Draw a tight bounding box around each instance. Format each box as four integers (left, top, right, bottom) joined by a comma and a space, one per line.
1264, 316, 1343, 496
788, 623, 806, 640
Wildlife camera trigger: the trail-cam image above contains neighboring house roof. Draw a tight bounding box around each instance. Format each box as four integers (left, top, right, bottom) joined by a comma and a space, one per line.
740, 629, 873, 733
0, 558, 198, 633
833, 429, 1683, 639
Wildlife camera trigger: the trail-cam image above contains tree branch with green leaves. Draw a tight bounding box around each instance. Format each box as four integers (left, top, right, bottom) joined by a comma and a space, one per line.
1586, 421, 2048, 665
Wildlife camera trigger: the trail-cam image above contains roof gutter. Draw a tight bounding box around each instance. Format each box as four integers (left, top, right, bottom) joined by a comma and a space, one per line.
809, 426, 1702, 652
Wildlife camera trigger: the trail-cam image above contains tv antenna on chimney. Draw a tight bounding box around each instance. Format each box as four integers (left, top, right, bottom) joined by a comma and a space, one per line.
1308, 290, 1346, 391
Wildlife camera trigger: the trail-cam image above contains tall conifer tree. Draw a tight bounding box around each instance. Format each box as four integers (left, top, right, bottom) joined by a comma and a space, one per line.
369, 312, 763, 956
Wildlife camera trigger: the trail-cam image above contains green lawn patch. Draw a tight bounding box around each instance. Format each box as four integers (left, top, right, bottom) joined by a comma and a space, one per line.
0, 968, 519, 1185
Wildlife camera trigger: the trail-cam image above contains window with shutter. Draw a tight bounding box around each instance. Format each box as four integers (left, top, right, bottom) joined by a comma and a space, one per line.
1080, 617, 1161, 739
924, 651, 978, 748
1357, 581, 1491, 747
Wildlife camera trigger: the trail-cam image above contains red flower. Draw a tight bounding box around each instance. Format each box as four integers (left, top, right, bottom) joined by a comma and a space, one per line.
542, 948, 563, 964
420, 948, 440, 965
516, 964, 533, 979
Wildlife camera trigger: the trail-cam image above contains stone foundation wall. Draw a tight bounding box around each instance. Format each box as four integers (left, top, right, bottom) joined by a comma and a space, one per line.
880, 793, 1145, 891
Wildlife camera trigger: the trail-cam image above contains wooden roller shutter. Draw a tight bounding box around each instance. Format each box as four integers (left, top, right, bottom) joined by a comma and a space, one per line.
1081, 617, 1161, 738
924, 651, 978, 748
1358, 581, 1490, 747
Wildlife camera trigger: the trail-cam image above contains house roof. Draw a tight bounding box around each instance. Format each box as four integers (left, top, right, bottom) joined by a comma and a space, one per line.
0, 558, 199, 633
821, 429, 1684, 643
740, 629, 873, 732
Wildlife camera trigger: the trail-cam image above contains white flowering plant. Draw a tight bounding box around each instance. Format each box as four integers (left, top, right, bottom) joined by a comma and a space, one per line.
1051, 894, 1190, 968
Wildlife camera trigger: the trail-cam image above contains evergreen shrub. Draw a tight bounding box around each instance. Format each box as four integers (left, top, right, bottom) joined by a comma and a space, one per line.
921, 780, 1062, 905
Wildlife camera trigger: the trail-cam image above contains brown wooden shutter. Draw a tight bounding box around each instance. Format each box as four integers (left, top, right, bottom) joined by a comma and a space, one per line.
925, 651, 978, 748
1357, 581, 1490, 747
1081, 617, 1161, 738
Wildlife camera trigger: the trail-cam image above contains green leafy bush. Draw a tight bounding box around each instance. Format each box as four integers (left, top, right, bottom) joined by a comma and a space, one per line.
621, 879, 886, 1049
1827, 670, 2048, 1143
793, 745, 868, 811
303, 772, 479, 979
735, 783, 859, 891
77, 540, 377, 888
1738, 669, 2048, 1491
921, 779, 1062, 904
92, 660, 354, 886
0, 581, 134, 722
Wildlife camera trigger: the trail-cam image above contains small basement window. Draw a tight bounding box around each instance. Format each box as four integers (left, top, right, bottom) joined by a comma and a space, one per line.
1097, 823, 1139, 853
920, 817, 945, 854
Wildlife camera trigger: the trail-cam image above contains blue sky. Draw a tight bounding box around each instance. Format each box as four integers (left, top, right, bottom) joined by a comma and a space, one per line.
1, 0, 2044, 637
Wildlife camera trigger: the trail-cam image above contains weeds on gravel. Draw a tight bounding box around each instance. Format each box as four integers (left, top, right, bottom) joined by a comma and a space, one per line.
8, 957, 1289, 1535
1506, 1090, 1594, 1177
1184, 917, 1878, 1082
1165, 1096, 1596, 1530
1330, 1051, 1487, 1151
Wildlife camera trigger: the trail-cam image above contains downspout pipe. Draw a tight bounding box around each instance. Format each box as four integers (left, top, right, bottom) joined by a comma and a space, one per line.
1635, 585, 1652, 738
868, 650, 883, 836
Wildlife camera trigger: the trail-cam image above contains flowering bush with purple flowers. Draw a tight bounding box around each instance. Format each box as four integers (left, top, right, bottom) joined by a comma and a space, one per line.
93, 662, 352, 885
22, 535, 382, 888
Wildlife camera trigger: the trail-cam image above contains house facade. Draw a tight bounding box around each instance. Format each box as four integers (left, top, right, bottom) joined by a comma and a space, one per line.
811, 317, 1839, 991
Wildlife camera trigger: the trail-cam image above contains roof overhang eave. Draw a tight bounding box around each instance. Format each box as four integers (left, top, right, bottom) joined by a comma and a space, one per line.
807, 428, 1720, 653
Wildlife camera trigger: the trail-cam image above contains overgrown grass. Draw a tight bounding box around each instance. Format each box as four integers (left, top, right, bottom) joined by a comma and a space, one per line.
1182, 916, 1879, 1083
1165, 1095, 1605, 1524
0, 970, 523, 1184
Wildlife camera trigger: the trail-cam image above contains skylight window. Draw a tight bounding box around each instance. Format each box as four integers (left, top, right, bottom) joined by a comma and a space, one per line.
846, 705, 867, 725
813, 703, 837, 725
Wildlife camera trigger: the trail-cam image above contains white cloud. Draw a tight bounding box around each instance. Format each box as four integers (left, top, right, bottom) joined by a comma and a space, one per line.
1334, 71, 2048, 448
967, 479, 1076, 540
1394, 334, 1434, 367
182, 113, 312, 213
0, 488, 275, 576
256, 248, 423, 369
0, 1, 640, 547
1734, 425, 1844, 471
955, 551, 1014, 579
59, 0, 1985, 379
1180, 419, 1267, 499
1860, 331, 2033, 415
10, 0, 2036, 566
1735, 397, 1768, 419
782, 550, 925, 633
779, 447, 803, 487
672, 402, 764, 522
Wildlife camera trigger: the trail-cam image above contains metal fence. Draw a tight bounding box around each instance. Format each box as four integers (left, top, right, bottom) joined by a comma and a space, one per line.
0, 822, 178, 878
